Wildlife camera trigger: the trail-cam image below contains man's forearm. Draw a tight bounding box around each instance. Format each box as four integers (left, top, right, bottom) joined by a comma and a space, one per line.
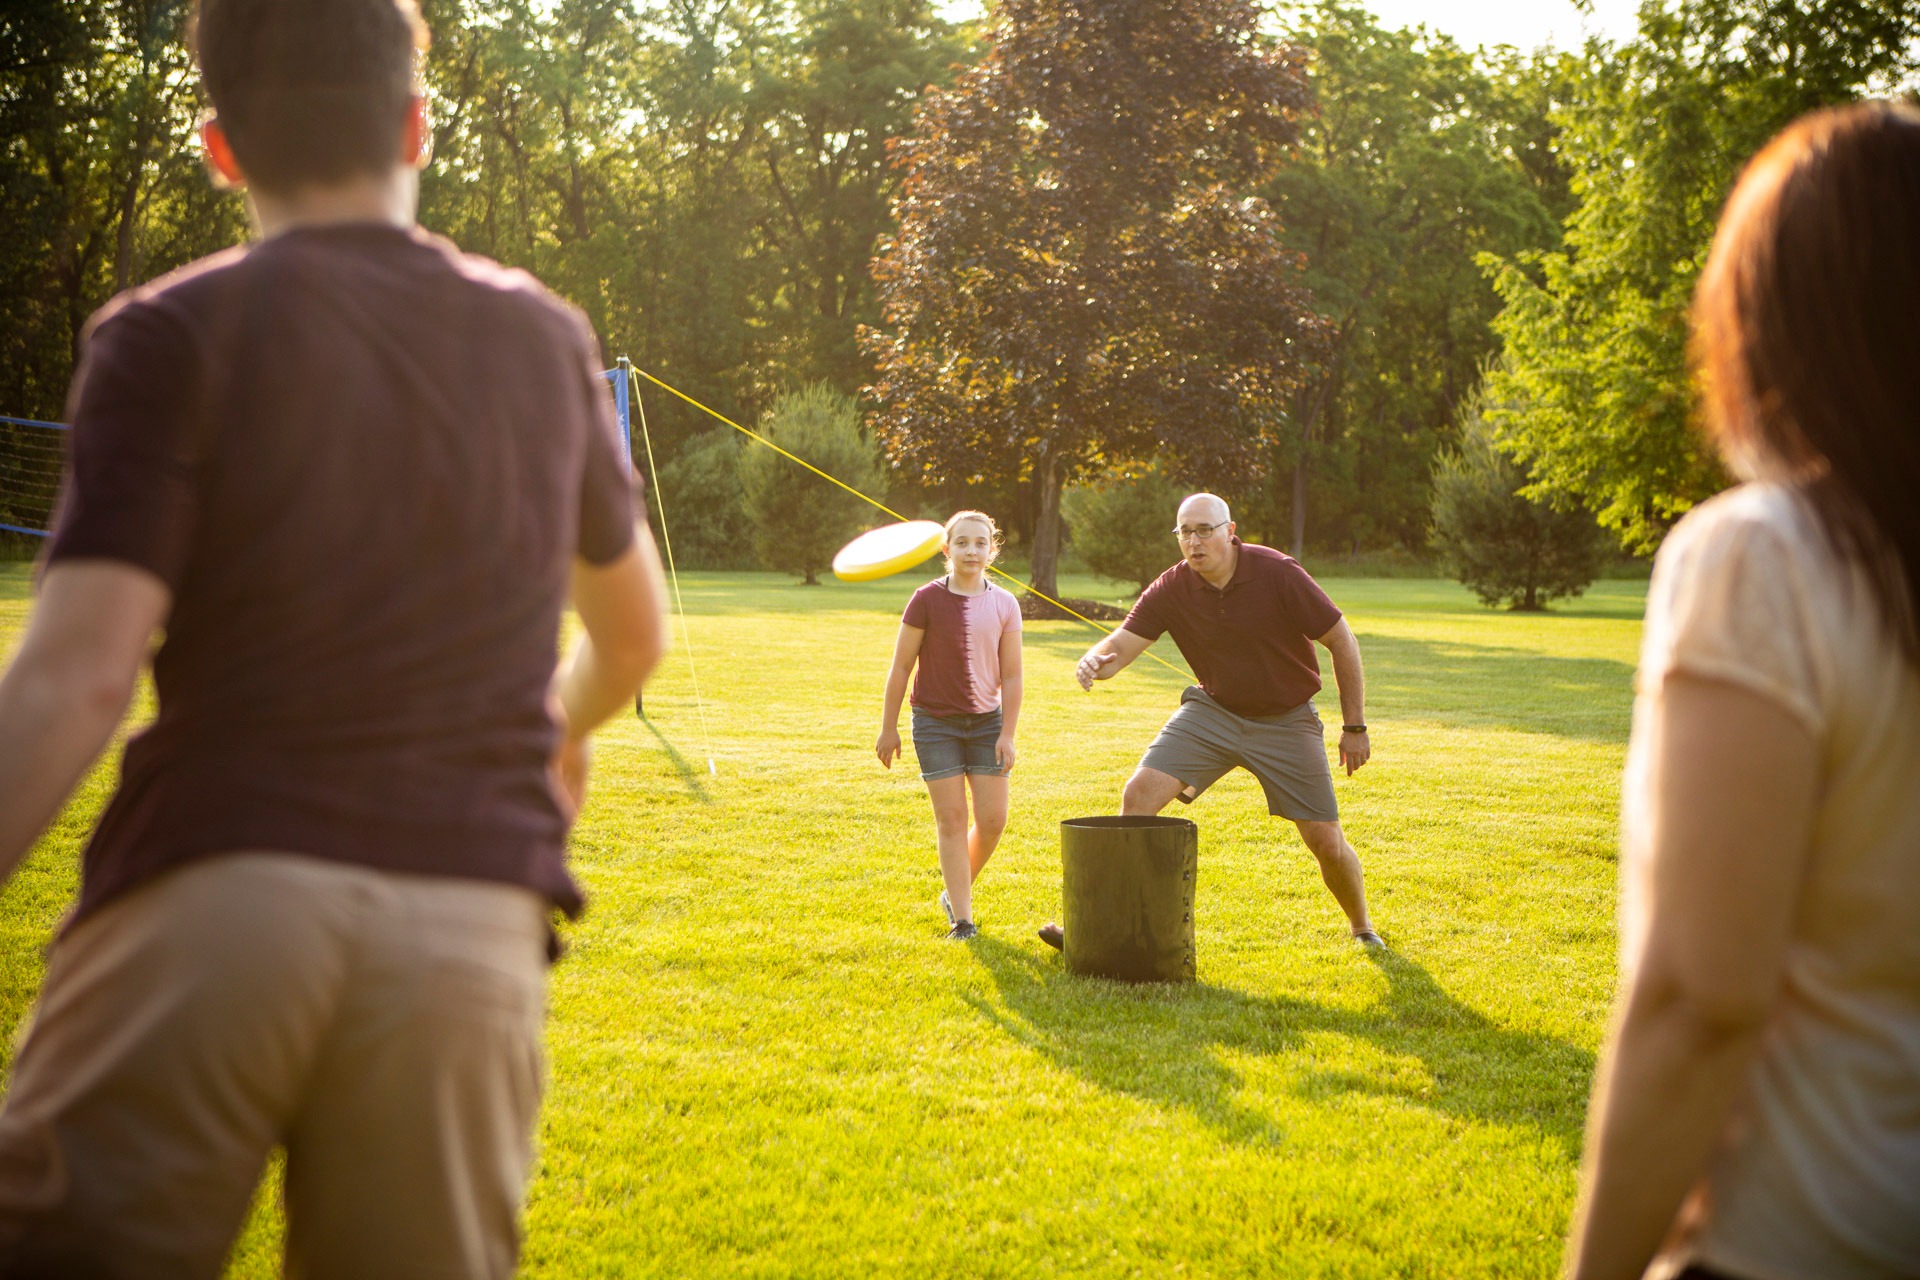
0, 663, 135, 881
1327, 634, 1366, 725
555, 631, 659, 742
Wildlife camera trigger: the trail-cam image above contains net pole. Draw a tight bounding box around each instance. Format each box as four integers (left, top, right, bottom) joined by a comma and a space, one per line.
627, 365, 717, 775
612, 359, 632, 461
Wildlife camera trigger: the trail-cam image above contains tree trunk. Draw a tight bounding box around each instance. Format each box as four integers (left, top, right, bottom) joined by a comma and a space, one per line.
1290, 458, 1308, 560
1029, 450, 1065, 600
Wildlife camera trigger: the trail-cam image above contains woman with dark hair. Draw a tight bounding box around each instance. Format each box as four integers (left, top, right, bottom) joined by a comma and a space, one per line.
1565, 103, 1920, 1280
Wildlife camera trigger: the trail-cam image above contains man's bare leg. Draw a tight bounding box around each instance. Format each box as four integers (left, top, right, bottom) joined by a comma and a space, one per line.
1294, 819, 1377, 939
1120, 767, 1187, 816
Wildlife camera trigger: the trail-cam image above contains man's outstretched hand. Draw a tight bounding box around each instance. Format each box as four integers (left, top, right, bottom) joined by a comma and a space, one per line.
1075, 651, 1118, 691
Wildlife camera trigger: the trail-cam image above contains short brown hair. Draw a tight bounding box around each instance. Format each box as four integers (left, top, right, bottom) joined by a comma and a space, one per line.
1691, 101, 1920, 661
191, 0, 428, 195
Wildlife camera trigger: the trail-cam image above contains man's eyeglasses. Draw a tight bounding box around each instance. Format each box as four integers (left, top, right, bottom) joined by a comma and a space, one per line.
1173, 524, 1224, 543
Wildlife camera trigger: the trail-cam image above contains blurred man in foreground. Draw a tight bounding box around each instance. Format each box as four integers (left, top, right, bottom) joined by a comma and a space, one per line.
0, 0, 667, 1273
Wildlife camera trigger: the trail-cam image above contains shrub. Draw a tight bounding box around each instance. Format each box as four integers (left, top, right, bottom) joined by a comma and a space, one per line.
649, 428, 755, 570
1430, 395, 1610, 611
1061, 466, 1187, 591
739, 384, 883, 584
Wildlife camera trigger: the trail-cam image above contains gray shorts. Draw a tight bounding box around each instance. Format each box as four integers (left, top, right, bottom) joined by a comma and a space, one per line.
1139, 686, 1339, 822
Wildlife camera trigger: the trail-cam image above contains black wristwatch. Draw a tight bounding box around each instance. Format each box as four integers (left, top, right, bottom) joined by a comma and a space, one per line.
1342, 724, 1367, 734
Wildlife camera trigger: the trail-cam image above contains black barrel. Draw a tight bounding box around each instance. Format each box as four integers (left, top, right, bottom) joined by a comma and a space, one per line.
1059, 815, 1197, 983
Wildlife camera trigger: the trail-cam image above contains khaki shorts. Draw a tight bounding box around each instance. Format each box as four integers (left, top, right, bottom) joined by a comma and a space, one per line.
1140, 686, 1340, 822
0, 853, 550, 1280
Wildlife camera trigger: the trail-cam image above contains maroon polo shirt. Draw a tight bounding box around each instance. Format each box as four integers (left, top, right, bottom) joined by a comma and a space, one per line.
1120, 539, 1342, 717
46, 222, 637, 928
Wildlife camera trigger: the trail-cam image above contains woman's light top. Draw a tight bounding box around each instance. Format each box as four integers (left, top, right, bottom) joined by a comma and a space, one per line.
1623, 483, 1920, 1280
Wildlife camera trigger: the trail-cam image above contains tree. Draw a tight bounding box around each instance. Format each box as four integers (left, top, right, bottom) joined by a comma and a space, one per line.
0, 0, 245, 422
1061, 467, 1185, 592
1252, 2, 1561, 557
863, 0, 1324, 601
1430, 386, 1608, 611
416, 0, 972, 460
649, 427, 755, 570
1480, 0, 1920, 551
751, 0, 972, 391
739, 383, 882, 583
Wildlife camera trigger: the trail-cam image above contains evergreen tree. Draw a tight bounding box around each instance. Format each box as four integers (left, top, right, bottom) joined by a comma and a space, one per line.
650, 428, 755, 570
1061, 468, 1186, 593
1430, 389, 1608, 611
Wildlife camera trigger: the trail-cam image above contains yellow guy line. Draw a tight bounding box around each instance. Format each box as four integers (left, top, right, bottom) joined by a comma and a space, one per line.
628, 366, 1190, 680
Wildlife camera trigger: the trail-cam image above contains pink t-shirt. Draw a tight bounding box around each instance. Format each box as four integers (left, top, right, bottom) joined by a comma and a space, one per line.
902, 577, 1022, 717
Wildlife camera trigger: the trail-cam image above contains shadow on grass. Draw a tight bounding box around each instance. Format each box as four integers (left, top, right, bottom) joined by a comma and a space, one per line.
1363, 634, 1634, 746
641, 715, 714, 803
967, 937, 1593, 1154
1018, 628, 1633, 745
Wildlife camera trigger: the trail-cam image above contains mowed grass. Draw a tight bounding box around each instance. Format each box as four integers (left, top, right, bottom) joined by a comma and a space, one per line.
0, 565, 1644, 1278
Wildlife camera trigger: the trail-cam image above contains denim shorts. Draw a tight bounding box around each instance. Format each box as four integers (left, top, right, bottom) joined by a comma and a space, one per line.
910, 707, 1007, 781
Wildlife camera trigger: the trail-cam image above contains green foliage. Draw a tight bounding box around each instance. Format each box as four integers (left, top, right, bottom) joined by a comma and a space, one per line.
1480, 0, 1920, 552
648, 428, 755, 570
863, 0, 1324, 598
738, 383, 882, 583
1061, 468, 1185, 591
0, 0, 247, 422
418, 0, 970, 455
1252, 2, 1564, 557
1430, 390, 1609, 611
0, 0, 969, 500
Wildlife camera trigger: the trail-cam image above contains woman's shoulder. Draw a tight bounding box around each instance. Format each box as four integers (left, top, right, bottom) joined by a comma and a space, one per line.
1656, 483, 1833, 587
1666, 483, 1818, 551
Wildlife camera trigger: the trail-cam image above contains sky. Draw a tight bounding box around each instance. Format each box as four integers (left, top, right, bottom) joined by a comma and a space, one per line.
1349, 0, 1642, 52
936, 1, 1647, 53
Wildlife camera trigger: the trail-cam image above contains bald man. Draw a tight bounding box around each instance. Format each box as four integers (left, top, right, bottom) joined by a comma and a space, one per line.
1046, 493, 1383, 950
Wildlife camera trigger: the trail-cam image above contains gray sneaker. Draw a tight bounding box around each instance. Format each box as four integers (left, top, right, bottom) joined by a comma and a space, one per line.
939, 889, 954, 925
1353, 929, 1387, 949
946, 920, 979, 941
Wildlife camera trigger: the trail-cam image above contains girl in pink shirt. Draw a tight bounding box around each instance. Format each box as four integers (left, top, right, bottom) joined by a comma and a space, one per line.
876, 511, 1024, 939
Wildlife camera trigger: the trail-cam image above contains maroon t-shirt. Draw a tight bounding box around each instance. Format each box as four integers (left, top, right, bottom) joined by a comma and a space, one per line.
46, 222, 637, 927
901, 577, 1022, 717
1120, 540, 1342, 717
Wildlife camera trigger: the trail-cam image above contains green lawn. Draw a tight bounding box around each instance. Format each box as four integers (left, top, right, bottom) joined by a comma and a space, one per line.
0, 565, 1643, 1277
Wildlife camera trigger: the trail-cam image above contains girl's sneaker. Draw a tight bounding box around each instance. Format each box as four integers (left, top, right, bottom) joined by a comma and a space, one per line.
946, 921, 979, 941
939, 889, 954, 924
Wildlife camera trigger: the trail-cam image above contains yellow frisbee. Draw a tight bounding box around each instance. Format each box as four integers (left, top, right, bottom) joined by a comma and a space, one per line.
832, 520, 946, 582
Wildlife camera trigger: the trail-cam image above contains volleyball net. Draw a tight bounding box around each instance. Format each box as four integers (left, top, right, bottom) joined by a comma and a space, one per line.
0, 370, 636, 543
0, 416, 66, 539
